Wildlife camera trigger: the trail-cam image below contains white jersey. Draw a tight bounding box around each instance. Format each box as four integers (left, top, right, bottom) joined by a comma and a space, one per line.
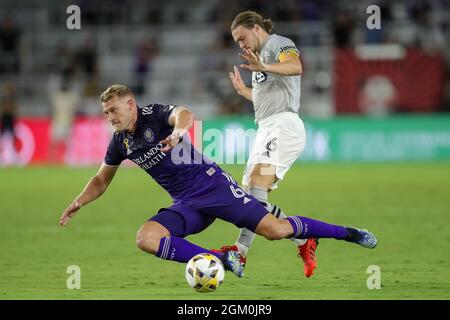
252, 34, 301, 123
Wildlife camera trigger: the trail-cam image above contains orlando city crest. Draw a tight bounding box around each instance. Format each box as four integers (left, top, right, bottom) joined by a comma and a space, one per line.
144, 128, 154, 142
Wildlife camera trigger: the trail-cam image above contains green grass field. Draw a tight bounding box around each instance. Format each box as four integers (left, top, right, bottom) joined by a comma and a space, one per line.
1, 163, 450, 300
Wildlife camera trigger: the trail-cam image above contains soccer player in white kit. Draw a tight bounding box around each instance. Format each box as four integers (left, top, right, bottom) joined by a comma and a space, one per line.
215, 11, 319, 278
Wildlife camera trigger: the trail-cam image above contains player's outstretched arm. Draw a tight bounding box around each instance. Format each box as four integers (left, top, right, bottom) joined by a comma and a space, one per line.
59, 163, 119, 227
160, 106, 194, 152
229, 66, 252, 101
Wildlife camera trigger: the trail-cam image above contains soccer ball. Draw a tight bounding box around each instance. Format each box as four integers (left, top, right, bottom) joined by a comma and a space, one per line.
185, 253, 225, 292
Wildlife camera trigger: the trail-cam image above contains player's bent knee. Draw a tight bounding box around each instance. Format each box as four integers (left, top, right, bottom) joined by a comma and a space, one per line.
263, 228, 285, 241
255, 218, 286, 241
136, 221, 170, 254
136, 232, 160, 254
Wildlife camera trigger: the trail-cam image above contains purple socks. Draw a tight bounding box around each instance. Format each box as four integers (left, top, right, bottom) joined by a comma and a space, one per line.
286, 216, 348, 239
155, 217, 350, 264
155, 236, 224, 263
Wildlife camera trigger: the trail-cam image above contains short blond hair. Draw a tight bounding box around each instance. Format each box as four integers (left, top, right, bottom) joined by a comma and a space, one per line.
100, 84, 134, 103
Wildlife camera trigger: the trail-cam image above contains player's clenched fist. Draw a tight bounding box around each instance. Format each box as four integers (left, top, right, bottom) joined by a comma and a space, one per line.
59, 201, 81, 226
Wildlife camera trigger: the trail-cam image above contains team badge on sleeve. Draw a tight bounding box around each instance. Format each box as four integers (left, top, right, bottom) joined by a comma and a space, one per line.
144, 128, 155, 142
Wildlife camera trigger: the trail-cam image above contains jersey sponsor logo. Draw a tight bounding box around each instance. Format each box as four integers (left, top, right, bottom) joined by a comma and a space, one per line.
279, 45, 297, 53
142, 106, 154, 115
144, 128, 155, 143
131, 142, 167, 170
261, 137, 278, 157
280, 49, 298, 56
254, 71, 268, 84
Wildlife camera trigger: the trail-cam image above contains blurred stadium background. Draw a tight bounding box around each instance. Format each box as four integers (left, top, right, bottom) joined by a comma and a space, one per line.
0, 0, 449, 165
1, 0, 450, 299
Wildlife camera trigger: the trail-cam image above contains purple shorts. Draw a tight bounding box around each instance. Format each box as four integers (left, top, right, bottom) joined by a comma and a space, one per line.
149, 171, 269, 237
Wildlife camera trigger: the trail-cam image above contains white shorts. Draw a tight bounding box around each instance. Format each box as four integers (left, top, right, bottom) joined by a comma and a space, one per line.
242, 112, 306, 190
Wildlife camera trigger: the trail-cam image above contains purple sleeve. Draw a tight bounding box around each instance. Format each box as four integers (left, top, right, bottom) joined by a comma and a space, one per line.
152, 104, 177, 126
104, 136, 125, 166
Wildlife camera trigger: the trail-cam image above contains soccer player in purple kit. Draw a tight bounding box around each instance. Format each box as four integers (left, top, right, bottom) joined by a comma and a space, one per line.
59, 84, 377, 278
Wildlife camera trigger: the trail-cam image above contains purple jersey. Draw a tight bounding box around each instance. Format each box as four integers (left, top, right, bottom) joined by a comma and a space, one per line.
104, 104, 221, 201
